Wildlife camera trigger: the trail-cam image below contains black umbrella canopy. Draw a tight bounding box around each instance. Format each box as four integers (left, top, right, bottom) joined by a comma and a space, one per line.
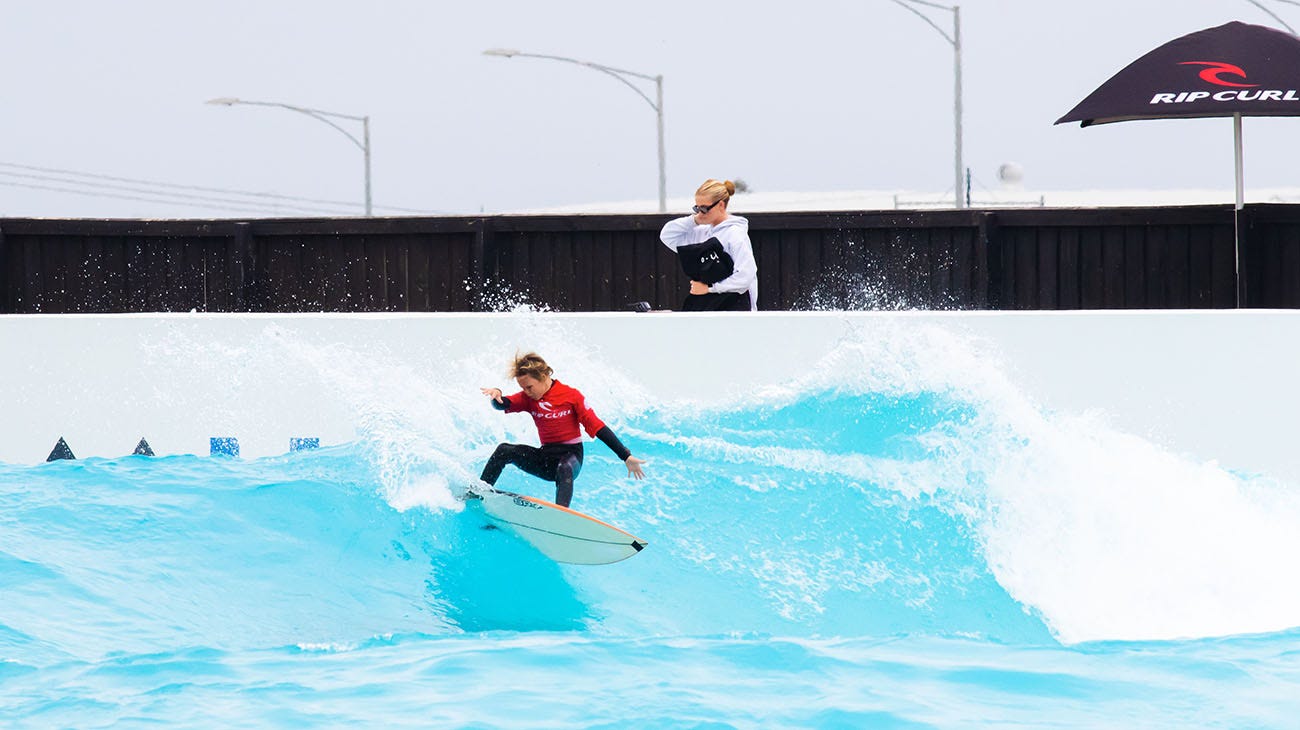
1057, 21, 1300, 126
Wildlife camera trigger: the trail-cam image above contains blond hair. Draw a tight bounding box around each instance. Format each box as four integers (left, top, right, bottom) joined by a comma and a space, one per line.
696, 179, 736, 206
510, 351, 553, 381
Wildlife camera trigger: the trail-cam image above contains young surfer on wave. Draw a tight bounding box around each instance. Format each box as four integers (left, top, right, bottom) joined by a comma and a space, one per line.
475, 352, 646, 508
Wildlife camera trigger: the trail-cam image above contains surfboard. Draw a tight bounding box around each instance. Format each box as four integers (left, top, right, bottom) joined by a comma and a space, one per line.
465, 486, 648, 565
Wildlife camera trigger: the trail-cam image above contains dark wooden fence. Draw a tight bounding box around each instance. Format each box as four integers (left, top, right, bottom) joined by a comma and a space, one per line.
2, 204, 1298, 313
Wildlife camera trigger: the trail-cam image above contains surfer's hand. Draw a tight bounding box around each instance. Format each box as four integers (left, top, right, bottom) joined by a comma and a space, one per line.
689, 280, 709, 295
480, 387, 503, 403
625, 456, 647, 480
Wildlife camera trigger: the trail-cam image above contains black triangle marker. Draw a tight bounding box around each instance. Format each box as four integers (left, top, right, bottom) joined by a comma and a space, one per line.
46, 437, 76, 462
133, 438, 155, 457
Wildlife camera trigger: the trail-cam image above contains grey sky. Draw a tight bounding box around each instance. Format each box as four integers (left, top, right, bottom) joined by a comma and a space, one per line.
2, 0, 1297, 218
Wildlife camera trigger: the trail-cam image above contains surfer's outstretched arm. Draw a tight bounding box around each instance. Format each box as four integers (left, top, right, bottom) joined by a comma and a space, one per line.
595, 426, 647, 480
480, 387, 512, 410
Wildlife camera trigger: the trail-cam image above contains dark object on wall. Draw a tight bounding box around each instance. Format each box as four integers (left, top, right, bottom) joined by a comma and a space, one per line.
133, 438, 155, 456
46, 437, 75, 461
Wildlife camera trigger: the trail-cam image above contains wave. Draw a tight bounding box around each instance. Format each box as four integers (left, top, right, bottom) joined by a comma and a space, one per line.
4, 319, 1300, 660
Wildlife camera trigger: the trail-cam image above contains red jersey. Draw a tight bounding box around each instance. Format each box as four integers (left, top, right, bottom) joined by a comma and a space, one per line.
503, 380, 608, 445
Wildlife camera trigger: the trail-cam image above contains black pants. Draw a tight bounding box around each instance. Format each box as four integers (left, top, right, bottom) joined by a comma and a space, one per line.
479, 443, 585, 507
681, 291, 751, 311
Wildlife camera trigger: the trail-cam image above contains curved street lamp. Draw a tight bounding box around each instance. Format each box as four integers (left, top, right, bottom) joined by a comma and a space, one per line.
1245, 0, 1300, 35
887, 0, 964, 209
206, 97, 372, 216
484, 49, 666, 213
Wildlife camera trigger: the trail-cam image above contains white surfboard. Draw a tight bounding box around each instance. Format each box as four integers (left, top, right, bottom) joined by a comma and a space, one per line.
466, 487, 648, 565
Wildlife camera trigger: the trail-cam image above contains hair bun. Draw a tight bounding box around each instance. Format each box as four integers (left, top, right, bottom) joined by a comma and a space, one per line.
723, 180, 736, 196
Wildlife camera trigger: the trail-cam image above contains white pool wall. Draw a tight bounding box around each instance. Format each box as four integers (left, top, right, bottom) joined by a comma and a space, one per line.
1, 311, 1295, 482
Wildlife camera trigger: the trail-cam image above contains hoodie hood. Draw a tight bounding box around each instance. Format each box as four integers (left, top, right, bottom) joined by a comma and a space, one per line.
712, 215, 749, 234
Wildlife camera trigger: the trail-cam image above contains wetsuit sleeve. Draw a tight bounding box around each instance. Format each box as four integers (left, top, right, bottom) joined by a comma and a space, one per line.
595, 426, 633, 462
494, 391, 528, 413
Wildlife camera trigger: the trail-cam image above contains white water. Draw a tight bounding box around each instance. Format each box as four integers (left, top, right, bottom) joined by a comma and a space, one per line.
3, 311, 1300, 644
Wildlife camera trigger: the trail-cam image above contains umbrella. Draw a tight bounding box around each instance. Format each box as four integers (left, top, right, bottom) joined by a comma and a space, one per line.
1056, 21, 1300, 304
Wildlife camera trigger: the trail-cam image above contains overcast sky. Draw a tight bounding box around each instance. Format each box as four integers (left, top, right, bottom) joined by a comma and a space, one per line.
2, 0, 1299, 218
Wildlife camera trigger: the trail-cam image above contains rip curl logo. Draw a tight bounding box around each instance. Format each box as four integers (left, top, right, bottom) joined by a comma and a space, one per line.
532, 401, 573, 420
1149, 61, 1299, 105
1179, 61, 1258, 88
700, 251, 721, 265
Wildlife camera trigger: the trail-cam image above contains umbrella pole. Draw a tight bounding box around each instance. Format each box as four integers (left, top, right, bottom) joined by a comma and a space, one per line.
1234, 113, 1244, 211
1234, 113, 1244, 307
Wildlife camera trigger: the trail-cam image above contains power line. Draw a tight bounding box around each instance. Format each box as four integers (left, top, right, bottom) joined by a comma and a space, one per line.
0, 160, 450, 216
0, 169, 359, 215
0, 179, 327, 215
0, 161, 354, 207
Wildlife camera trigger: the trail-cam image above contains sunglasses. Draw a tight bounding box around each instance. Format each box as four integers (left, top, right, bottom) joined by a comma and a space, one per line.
691, 199, 723, 215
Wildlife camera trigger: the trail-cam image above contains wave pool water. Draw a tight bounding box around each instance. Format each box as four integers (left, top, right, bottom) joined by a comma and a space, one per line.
2, 314, 1300, 727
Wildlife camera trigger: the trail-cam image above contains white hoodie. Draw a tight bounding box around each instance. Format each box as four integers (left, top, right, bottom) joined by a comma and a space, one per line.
658, 214, 758, 311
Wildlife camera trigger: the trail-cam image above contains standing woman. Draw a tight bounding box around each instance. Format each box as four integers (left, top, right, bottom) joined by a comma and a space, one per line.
659, 179, 758, 311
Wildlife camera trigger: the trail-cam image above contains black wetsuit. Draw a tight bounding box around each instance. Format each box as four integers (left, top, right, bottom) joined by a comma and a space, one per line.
480, 442, 586, 507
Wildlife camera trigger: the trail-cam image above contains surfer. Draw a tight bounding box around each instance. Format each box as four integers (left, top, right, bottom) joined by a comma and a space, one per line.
476, 352, 646, 507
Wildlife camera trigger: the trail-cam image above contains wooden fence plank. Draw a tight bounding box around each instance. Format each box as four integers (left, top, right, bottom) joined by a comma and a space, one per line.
1144, 226, 1167, 308
1211, 224, 1237, 309
591, 230, 614, 311
1079, 227, 1105, 309
1189, 225, 1215, 308
1124, 226, 1146, 308
0, 226, 10, 314
1057, 227, 1080, 309
1283, 224, 1300, 307
1101, 226, 1126, 308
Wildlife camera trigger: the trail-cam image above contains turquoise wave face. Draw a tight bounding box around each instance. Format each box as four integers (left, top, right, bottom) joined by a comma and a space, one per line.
612, 391, 1052, 642
10, 369, 1300, 662
0, 389, 1058, 666
5, 378, 1300, 727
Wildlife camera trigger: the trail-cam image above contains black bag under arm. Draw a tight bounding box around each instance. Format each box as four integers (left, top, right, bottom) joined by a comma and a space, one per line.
676, 237, 735, 285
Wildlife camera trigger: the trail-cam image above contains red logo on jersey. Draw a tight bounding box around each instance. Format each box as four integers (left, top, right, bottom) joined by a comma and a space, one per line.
532, 402, 573, 420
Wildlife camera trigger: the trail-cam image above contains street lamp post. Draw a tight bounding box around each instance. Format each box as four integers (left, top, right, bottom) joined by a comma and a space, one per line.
1244, 0, 1300, 34
887, 0, 964, 209
483, 49, 666, 213
206, 97, 372, 216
